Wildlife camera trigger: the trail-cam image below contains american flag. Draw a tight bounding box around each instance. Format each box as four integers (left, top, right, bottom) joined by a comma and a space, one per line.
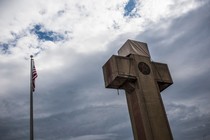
32, 60, 38, 92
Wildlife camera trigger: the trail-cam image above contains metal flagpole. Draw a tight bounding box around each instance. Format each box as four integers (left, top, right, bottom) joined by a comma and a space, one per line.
30, 55, 34, 140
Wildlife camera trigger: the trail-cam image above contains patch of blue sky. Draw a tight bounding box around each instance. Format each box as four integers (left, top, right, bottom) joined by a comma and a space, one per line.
124, 0, 137, 17
0, 43, 10, 53
0, 37, 17, 54
31, 24, 64, 42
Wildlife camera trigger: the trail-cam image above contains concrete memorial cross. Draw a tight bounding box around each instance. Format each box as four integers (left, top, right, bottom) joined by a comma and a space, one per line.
102, 40, 173, 140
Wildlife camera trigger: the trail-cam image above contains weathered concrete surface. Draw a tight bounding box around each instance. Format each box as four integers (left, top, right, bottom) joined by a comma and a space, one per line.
102, 40, 173, 140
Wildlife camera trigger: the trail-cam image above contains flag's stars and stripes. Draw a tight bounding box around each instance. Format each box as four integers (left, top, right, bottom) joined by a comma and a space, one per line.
32, 60, 38, 92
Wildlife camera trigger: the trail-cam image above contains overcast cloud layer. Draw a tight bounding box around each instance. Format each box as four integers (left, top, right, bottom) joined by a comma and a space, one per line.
0, 0, 210, 140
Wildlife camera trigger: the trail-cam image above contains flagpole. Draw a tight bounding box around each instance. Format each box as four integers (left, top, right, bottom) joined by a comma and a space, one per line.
30, 55, 34, 140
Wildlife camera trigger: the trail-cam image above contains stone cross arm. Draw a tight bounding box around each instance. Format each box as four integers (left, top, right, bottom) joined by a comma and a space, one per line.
103, 55, 173, 92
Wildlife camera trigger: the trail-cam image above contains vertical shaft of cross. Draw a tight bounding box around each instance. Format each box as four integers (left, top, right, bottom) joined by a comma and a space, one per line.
125, 54, 173, 140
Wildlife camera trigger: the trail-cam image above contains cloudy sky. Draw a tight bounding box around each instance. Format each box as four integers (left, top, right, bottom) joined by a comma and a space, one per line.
0, 0, 210, 140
